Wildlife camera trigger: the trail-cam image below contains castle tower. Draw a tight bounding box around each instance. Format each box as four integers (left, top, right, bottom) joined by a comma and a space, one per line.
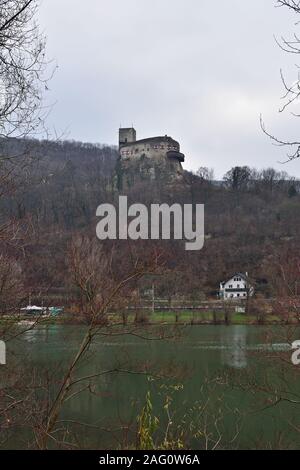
119, 127, 136, 149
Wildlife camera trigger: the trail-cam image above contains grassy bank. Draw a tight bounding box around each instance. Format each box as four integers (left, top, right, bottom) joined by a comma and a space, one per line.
115, 310, 283, 325
0, 310, 290, 326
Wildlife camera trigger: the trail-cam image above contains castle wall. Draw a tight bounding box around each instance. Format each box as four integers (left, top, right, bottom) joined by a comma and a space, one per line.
120, 138, 180, 161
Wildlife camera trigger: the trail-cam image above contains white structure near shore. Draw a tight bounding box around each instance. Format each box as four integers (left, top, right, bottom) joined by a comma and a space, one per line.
219, 273, 254, 300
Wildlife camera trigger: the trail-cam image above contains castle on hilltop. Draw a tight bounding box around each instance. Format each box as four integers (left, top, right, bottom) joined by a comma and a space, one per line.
118, 127, 185, 181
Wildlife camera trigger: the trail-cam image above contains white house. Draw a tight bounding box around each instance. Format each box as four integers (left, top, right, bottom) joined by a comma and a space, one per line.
219, 273, 254, 300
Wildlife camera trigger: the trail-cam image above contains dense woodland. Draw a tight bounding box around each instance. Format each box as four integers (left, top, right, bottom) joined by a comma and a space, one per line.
0, 136, 299, 311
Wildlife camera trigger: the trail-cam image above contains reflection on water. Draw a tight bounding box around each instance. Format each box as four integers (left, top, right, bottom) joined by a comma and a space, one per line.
221, 325, 247, 369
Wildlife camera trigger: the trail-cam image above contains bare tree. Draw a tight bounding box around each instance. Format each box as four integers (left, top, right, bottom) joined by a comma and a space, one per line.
0, 1, 53, 447
0, 254, 24, 312
262, 1, 300, 161
223, 166, 252, 191
196, 167, 215, 182
34, 238, 166, 449
0, 0, 52, 227
0, 0, 50, 139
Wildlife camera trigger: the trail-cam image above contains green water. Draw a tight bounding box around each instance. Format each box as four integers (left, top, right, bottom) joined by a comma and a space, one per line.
3, 324, 300, 449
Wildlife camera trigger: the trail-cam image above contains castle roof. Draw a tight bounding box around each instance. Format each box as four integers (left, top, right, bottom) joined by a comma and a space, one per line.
121, 136, 179, 147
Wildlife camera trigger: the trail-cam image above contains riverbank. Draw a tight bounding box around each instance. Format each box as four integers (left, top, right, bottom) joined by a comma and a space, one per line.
114, 310, 297, 326
0, 310, 295, 326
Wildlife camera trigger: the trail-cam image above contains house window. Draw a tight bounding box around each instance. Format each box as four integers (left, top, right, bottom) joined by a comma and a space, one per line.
237, 284, 240, 288
237, 294, 240, 297
229, 285, 233, 289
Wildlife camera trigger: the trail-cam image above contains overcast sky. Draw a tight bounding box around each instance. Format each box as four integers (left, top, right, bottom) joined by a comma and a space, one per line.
38, 0, 300, 178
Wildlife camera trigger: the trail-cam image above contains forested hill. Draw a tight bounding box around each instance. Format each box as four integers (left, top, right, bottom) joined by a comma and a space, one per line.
0, 136, 118, 175
0, 137, 119, 227
1, 136, 300, 302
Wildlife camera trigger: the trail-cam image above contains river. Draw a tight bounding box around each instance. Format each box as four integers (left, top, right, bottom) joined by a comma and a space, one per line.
3, 324, 300, 449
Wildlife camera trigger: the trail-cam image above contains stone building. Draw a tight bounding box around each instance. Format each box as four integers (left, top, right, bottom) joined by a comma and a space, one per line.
118, 127, 185, 184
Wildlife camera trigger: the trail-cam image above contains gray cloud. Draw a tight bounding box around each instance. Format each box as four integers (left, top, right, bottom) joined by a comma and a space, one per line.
39, 0, 300, 177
